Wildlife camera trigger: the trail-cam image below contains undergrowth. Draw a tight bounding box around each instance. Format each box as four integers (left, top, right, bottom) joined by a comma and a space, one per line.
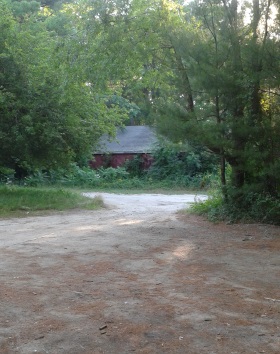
0, 142, 218, 191
20, 166, 216, 191
190, 190, 280, 225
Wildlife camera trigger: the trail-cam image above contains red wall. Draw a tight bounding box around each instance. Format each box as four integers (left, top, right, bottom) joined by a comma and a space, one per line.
90, 153, 153, 170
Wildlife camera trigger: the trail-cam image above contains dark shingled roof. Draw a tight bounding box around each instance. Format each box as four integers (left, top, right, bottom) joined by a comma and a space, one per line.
95, 126, 158, 154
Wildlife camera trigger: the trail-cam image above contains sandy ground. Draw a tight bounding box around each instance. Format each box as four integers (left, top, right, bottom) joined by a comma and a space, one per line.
0, 192, 279, 354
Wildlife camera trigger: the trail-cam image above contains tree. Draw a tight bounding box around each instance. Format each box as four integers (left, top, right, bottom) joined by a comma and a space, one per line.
184, 0, 280, 197
0, 0, 126, 173
83, 0, 280, 199
3, 0, 278, 204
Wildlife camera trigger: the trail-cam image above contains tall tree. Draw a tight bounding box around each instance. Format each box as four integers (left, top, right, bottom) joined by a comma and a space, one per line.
79, 0, 280, 198
0, 0, 126, 172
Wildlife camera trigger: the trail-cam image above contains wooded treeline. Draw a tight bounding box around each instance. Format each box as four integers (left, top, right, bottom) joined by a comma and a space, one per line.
1, 0, 280, 209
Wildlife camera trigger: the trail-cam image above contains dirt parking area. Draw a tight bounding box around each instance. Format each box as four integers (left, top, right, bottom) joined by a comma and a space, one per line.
0, 193, 279, 354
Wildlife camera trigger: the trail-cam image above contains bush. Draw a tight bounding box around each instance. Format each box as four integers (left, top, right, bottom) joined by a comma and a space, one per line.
3, 141, 220, 192
147, 142, 218, 181
124, 155, 147, 178
23, 164, 100, 187
24, 170, 50, 186
191, 189, 280, 225
0, 166, 15, 184
22, 164, 131, 188
97, 167, 129, 182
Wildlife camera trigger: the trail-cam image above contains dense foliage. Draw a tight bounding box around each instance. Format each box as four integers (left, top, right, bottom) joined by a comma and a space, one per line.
0, 0, 125, 173
192, 189, 280, 225
90, 0, 280, 197
15, 145, 218, 190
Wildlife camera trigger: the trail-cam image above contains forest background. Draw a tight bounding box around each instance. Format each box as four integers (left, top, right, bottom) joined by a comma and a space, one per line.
0, 0, 279, 224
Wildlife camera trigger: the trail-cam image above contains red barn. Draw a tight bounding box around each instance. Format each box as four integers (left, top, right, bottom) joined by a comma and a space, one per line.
90, 126, 158, 169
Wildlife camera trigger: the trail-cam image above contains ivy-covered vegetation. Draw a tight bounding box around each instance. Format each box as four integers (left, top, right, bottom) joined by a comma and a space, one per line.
0, 0, 280, 224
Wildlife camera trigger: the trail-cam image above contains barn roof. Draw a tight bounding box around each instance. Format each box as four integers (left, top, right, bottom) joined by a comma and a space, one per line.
95, 126, 158, 154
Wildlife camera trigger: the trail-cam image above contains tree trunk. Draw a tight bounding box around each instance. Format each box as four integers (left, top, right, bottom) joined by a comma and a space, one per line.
231, 165, 245, 189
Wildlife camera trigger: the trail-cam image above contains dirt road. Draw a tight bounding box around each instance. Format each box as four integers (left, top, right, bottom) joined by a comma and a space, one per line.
0, 193, 279, 354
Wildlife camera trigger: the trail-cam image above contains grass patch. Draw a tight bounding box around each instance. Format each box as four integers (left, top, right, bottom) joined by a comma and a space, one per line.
0, 186, 104, 218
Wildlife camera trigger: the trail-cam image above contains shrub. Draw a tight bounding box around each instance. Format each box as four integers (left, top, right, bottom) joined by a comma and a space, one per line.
0, 166, 15, 184
4, 141, 220, 192
191, 189, 280, 225
124, 155, 147, 178
22, 164, 131, 188
23, 164, 101, 187
147, 142, 218, 181
97, 167, 129, 182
